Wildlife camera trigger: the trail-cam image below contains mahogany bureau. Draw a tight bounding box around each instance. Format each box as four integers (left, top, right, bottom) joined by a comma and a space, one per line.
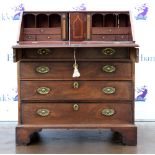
13, 11, 139, 145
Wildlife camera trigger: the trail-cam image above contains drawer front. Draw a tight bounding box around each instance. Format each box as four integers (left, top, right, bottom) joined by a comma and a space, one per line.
92, 35, 115, 41
24, 28, 61, 35
115, 35, 130, 41
36, 35, 62, 41
24, 35, 61, 41
92, 27, 131, 35
92, 35, 130, 41
24, 35, 36, 41
21, 103, 133, 124
20, 61, 132, 80
20, 81, 132, 101
23, 47, 129, 59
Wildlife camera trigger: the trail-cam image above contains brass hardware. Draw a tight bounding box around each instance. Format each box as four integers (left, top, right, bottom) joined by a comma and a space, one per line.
101, 108, 115, 116
102, 48, 116, 56
36, 66, 50, 74
37, 87, 50, 95
73, 104, 79, 111
73, 81, 79, 89
37, 109, 50, 117
102, 87, 116, 94
73, 63, 78, 68
37, 48, 50, 55
102, 65, 116, 73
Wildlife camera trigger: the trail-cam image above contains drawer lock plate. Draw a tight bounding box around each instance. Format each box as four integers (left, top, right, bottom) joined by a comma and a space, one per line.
73, 104, 79, 111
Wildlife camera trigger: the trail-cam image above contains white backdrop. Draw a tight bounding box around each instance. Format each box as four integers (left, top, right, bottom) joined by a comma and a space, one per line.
0, 0, 155, 121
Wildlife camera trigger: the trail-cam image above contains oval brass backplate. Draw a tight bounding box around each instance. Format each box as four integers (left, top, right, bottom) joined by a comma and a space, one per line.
101, 108, 115, 116
102, 87, 116, 94
37, 109, 50, 117
37, 48, 50, 55
36, 66, 50, 74
102, 48, 116, 56
102, 65, 116, 73
37, 87, 50, 95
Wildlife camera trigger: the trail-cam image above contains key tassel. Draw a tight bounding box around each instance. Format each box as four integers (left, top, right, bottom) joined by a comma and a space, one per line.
73, 64, 80, 77
73, 49, 80, 78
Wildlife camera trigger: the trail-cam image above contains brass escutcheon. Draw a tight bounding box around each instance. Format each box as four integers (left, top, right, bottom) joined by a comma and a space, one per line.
101, 108, 115, 116
36, 66, 50, 74
102, 48, 116, 56
37, 87, 50, 95
37, 48, 50, 55
73, 81, 79, 89
102, 87, 116, 94
37, 108, 50, 117
102, 65, 116, 73
73, 104, 79, 111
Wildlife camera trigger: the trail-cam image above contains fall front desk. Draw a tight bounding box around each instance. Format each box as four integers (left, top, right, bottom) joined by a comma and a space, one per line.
13, 11, 139, 145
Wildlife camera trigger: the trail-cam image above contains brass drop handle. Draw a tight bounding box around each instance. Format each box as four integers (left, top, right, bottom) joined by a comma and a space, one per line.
37, 48, 50, 55
37, 87, 50, 95
36, 66, 50, 74
73, 104, 79, 111
102, 48, 116, 56
102, 65, 116, 73
102, 87, 116, 94
73, 81, 79, 89
37, 108, 50, 117
101, 108, 115, 116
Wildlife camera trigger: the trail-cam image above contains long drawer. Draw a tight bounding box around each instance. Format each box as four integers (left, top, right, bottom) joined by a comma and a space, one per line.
91, 34, 131, 41
22, 47, 130, 59
21, 103, 133, 124
20, 61, 132, 80
20, 81, 132, 101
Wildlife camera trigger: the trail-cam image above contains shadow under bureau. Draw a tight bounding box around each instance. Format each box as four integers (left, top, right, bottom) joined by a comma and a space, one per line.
13, 11, 139, 145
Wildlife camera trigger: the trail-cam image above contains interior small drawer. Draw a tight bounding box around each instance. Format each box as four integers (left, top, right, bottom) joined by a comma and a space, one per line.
24, 28, 61, 35
92, 34, 115, 41
36, 35, 62, 41
23, 35, 36, 41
